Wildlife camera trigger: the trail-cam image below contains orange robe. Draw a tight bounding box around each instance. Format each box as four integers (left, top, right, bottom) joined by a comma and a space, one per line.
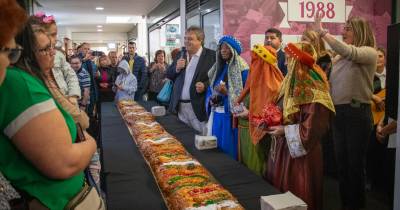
238, 46, 283, 144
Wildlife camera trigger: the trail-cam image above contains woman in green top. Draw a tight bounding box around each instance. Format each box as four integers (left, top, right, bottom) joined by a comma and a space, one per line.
0, 17, 97, 209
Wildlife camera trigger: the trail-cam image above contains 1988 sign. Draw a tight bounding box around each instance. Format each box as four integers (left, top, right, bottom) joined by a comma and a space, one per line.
288, 0, 346, 23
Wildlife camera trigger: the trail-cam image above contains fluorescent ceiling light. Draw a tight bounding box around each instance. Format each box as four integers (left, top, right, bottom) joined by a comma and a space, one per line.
97, 29, 103, 32
106, 16, 140, 23
97, 25, 103, 28
108, 43, 116, 49
95, 7, 104, 10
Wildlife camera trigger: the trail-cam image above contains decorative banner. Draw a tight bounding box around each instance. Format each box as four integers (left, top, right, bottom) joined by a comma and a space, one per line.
288, 0, 346, 23
223, 0, 391, 64
165, 24, 179, 47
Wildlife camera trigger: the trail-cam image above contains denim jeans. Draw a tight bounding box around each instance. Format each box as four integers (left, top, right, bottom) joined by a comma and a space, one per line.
332, 103, 373, 209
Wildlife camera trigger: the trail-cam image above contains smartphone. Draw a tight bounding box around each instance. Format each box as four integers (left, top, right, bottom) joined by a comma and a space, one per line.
91, 51, 103, 57
75, 123, 86, 143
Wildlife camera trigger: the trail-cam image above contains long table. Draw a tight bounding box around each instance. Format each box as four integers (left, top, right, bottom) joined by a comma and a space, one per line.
101, 102, 279, 210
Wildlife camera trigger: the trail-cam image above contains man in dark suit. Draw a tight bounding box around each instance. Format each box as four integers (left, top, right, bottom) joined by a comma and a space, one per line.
167, 26, 216, 134
123, 41, 147, 101
265, 28, 287, 76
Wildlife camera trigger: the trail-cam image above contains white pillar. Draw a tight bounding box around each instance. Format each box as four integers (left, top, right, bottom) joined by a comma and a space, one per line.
180, 0, 186, 45
220, 0, 224, 35
137, 17, 148, 58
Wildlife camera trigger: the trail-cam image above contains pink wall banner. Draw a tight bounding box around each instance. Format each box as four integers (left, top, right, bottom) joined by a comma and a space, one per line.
223, 0, 392, 63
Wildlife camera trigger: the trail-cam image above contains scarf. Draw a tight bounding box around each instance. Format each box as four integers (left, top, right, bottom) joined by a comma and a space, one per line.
279, 42, 335, 124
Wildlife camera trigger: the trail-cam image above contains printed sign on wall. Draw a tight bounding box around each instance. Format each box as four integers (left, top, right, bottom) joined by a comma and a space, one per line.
288, 0, 346, 23
166, 24, 180, 47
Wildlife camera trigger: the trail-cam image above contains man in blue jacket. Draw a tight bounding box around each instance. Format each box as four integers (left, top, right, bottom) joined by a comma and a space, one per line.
264, 28, 287, 76
123, 42, 147, 101
167, 26, 216, 134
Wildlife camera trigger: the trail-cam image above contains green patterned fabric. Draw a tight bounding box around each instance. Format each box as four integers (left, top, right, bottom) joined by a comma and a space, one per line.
238, 94, 270, 176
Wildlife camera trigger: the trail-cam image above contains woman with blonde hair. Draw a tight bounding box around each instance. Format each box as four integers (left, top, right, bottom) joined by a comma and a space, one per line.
96, 54, 116, 102
312, 15, 377, 210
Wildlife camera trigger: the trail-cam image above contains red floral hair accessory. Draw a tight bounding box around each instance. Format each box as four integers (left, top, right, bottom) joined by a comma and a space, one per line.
34, 11, 55, 24
284, 43, 315, 68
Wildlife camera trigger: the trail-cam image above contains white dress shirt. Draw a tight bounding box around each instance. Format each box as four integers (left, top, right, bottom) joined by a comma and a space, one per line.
181, 47, 203, 100
375, 67, 386, 89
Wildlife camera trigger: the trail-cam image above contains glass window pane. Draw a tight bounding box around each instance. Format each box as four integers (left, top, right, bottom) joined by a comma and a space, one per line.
149, 29, 160, 62
187, 15, 200, 28
202, 10, 220, 50
148, 16, 181, 64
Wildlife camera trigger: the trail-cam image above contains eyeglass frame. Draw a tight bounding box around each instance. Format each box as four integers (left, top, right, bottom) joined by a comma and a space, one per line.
36, 43, 55, 56
343, 25, 353, 32
0, 45, 23, 64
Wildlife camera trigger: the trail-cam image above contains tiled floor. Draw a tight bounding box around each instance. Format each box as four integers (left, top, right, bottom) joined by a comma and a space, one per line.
323, 177, 391, 210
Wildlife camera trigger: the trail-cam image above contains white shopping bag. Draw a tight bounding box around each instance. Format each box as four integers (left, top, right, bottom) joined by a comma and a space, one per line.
260, 191, 307, 210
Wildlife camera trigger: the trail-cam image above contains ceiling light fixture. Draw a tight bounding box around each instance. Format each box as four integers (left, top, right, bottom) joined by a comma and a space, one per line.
97, 29, 103, 32
106, 16, 143, 24
106, 16, 130, 23
108, 43, 116, 49
97, 25, 103, 28
95, 7, 104, 11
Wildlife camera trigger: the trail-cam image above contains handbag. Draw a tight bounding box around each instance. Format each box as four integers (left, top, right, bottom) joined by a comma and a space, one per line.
0, 172, 21, 210
64, 124, 105, 210
64, 182, 105, 210
157, 80, 173, 103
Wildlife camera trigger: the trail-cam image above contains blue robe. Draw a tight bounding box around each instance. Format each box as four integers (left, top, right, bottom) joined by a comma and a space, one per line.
206, 64, 248, 160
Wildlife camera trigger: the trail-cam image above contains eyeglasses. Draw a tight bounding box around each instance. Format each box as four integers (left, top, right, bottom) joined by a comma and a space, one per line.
343, 25, 353, 31
36, 44, 55, 55
0, 45, 23, 64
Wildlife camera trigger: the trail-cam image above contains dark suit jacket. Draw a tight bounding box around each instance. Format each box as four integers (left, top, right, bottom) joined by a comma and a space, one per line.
167, 47, 216, 122
277, 49, 287, 76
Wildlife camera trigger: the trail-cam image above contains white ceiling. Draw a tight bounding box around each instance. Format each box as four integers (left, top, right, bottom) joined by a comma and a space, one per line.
36, 0, 163, 33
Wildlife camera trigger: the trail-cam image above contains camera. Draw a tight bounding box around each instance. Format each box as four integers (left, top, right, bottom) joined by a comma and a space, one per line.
210, 94, 224, 107
91, 51, 104, 57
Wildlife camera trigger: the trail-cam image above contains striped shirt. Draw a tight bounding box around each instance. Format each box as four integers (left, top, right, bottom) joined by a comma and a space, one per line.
76, 68, 91, 104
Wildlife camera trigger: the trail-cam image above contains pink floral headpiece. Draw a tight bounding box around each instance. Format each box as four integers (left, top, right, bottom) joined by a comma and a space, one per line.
34, 11, 55, 24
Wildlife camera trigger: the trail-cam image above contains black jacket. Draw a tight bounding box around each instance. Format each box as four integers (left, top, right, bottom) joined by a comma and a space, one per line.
277, 49, 287, 76
167, 48, 216, 122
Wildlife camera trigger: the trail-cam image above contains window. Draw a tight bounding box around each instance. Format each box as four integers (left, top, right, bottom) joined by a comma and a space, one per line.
202, 10, 220, 50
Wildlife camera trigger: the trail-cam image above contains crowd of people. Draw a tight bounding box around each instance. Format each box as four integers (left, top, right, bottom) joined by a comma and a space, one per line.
163, 14, 397, 210
0, 1, 397, 210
